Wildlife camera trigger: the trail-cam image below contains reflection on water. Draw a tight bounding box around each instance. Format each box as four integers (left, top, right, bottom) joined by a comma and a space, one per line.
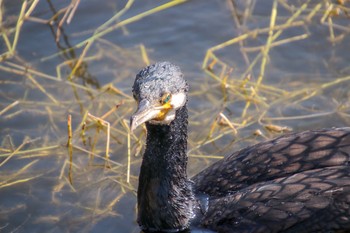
0, 0, 350, 232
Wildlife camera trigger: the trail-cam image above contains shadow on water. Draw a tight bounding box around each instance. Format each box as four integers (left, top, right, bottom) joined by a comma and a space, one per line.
0, 0, 350, 232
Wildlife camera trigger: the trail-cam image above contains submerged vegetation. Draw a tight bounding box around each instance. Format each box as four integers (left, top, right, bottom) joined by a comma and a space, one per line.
0, 0, 350, 231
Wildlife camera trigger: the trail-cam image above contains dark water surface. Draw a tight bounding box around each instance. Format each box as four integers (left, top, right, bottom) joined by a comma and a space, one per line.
1, 0, 350, 232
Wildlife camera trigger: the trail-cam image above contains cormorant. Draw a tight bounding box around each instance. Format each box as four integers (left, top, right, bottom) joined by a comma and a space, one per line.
130, 62, 350, 233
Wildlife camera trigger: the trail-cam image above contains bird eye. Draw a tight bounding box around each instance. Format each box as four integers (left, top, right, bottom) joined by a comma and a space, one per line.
161, 93, 172, 105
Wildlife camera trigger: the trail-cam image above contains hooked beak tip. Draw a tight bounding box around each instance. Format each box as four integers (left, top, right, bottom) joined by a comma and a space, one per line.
129, 116, 137, 132
129, 99, 162, 131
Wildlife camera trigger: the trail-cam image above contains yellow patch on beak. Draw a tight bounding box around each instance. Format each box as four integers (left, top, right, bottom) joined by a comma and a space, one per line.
154, 102, 173, 121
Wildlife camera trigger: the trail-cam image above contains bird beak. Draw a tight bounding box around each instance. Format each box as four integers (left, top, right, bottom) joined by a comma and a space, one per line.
130, 99, 162, 131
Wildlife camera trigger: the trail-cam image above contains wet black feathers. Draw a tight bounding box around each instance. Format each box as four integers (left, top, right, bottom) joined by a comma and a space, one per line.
193, 128, 350, 197
137, 106, 195, 231
193, 128, 350, 232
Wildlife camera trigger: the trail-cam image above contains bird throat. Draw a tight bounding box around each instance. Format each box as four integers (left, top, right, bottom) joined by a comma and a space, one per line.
137, 105, 196, 232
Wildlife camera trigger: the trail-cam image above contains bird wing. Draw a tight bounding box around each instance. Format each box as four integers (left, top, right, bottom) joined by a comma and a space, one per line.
200, 166, 350, 233
192, 128, 350, 197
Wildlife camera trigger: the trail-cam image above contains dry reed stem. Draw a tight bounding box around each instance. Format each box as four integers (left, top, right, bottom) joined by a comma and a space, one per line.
140, 44, 150, 66
10, 1, 27, 54
0, 174, 41, 189
257, 0, 277, 86
0, 145, 60, 158
189, 154, 224, 159
87, 113, 111, 167
121, 119, 131, 183
218, 112, 238, 134
264, 124, 292, 133
0, 100, 19, 116
103, 84, 131, 99
56, 0, 81, 41
67, 115, 73, 184
0, 139, 27, 167
4, 0, 40, 56
68, 41, 92, 80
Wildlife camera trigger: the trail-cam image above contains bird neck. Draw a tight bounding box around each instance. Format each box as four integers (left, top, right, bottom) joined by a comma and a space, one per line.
137, 105, 195, 232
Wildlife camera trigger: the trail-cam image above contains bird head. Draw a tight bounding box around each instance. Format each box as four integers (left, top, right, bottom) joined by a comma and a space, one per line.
130, 62, 188, 131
